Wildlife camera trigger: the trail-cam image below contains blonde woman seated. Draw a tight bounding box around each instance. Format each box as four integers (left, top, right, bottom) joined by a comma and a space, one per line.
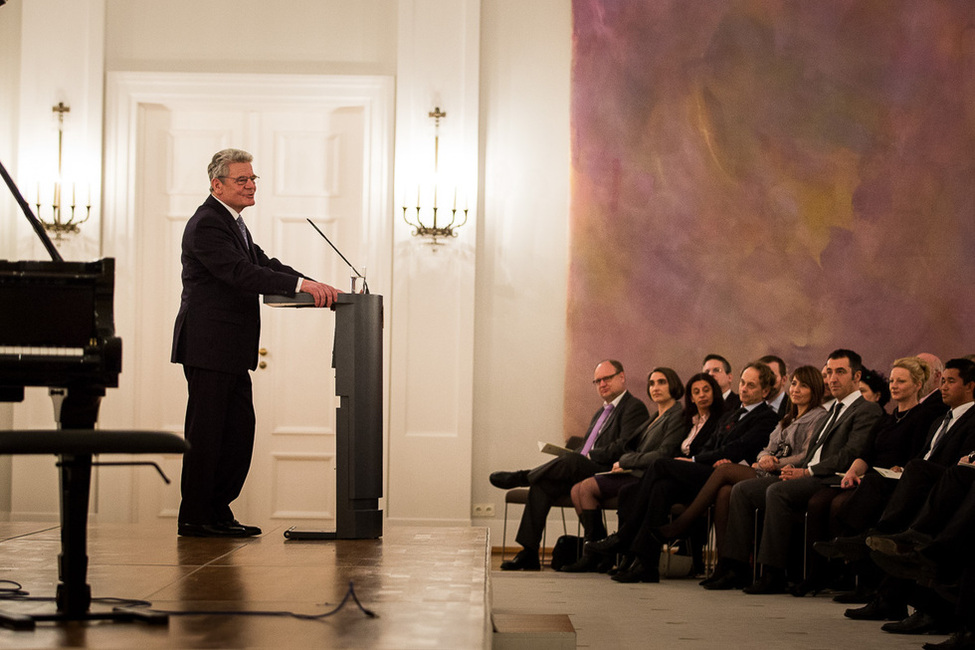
656, 365, 827, 559
560, 367, 688, 572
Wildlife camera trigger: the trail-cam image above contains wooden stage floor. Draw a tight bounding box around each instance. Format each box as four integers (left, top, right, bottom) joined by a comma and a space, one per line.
0, 522, 491, 649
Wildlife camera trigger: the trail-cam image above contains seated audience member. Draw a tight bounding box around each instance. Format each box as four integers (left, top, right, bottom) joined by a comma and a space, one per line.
561, 367, 688, 572
807, 357, 944, 599
831, 359, 975, 622
759, 354, 792, 418
859, 367, 892, 410
706, 349, 882, 594
866, 456, 975, 644
588, 362, 779, 583
489, 359, 649, 571
703, 354, 740, 410
657, 365, 826, 558
679, 373, 727, 460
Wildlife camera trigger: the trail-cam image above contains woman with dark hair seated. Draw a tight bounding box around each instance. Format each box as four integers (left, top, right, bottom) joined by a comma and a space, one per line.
657, 366, 827, 562
561, 367, 689, 572
859, 367, 891, 410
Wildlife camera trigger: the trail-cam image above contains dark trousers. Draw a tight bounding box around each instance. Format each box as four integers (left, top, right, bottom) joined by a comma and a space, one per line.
515, 453, 604, 550
621, 459, 715, 557
875, 458, 948, 533
179, 365, 255, 525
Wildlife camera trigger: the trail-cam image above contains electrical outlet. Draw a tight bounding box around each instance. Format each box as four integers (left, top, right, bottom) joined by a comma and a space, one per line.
471, 503, 496, 518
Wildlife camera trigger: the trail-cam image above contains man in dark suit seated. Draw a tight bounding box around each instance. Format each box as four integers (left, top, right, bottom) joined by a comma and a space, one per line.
863, 457, 975, 641
707, 349, 882, 593
172, 148, 339, 538
588, 361, 779, 583
703, 353, 740, 410
489, 359, 650, 570
759, 354, 792, 419
830, 359, 975, 626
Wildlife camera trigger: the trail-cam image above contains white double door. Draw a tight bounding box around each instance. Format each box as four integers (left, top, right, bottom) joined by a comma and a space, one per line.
126, 79, 386, 528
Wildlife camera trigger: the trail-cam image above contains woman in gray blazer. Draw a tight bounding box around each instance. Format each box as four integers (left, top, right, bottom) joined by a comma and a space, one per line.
561, 367, 688, 572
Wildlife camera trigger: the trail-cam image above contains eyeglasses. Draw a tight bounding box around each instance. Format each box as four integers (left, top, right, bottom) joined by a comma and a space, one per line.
592, 371, 621, 385
218, 175, 260, 186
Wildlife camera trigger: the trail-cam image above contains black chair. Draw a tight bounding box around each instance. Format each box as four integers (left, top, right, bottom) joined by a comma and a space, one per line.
0, 429, 188, 630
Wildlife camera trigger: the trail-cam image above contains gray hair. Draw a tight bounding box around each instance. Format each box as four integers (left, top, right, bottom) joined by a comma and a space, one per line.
208, 148, 253, 187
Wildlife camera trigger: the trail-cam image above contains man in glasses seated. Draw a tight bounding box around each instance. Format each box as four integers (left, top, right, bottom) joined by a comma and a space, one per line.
489, 359, 650, 570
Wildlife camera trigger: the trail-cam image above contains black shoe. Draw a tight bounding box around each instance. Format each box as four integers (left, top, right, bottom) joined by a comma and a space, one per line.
218, 519, 262, 536
844, 598, 908, 621
881, 611, 951, 635
703, 568, 750, 591
867, 529, 933, 557
789, 577, 824, 597
814, 533, 869, 561
743, 569, 786, 595
587, 533, 623, 555
178, 522, 254, 538
607, 554, 634, 576
489, 470, 530, 489
559, 552, 601, 573
923, 629, 975, 650
500, 549, 540, 571
612, 558, 659, 583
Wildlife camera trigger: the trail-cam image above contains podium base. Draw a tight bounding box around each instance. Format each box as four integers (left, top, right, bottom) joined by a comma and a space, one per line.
283, 526, 337, 540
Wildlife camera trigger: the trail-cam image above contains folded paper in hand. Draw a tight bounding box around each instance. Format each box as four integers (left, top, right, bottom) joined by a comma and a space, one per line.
538, 441, 572, 457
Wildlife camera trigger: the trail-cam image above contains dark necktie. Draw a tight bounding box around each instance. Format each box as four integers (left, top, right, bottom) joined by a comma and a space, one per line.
236, 216, 249, 247
808, 402, 843, 465
924, 411, 953, 460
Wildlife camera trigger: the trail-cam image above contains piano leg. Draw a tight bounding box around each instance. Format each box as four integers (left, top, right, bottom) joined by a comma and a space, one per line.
56, 453, 92, 617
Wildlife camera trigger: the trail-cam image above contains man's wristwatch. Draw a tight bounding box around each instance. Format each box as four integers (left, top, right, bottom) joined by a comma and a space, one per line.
967, 451, 975, 464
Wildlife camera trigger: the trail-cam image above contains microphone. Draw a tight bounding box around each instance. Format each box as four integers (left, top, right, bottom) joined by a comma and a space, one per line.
306, 218, 369, 294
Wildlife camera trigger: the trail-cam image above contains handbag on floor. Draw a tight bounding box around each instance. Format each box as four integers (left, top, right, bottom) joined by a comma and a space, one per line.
549, 534, 583, 570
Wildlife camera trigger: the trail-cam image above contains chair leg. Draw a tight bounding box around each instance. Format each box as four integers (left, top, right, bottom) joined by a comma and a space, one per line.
501, 500, 509, 561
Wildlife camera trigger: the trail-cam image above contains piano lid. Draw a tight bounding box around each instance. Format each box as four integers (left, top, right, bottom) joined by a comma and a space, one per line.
0, 157, 62, 262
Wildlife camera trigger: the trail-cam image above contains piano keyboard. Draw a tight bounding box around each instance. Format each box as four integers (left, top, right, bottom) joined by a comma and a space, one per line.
0, 346, 85, 358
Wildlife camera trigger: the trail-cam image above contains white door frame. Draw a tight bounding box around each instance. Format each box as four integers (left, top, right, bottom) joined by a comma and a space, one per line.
100, 72, 394, 522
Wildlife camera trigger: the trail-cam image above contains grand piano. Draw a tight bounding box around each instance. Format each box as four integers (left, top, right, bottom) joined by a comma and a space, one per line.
0, 159, 187, 628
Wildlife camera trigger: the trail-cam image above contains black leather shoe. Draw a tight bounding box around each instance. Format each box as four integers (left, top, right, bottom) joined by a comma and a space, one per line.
559, 552, 601, 573
881, 611, 951, 635
789, 577, 824, 597
611, 558, 660, 583
607, 554, 634, 576
489, 470, 530, 490
218, 519, 262, 536
500, 549, 540, 571
587, 533, 623, 555
743, 570, 787, 595
178, 522, 254, 538
844, 598, 908, 621
923, 629, 975, 650
702, 568, 749, 591
867, 529, 933, 557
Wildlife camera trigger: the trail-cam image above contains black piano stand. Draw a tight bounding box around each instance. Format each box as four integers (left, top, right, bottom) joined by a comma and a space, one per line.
0, 430, 187, 630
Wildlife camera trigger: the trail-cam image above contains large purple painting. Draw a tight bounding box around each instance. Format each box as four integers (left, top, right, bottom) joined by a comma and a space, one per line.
565, 0, 975, 434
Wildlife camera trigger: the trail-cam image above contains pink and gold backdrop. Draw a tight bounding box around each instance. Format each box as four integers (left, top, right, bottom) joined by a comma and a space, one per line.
565, 0, 975, 434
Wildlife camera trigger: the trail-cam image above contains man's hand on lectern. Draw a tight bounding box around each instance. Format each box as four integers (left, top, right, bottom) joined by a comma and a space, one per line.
299, 280, 341, 308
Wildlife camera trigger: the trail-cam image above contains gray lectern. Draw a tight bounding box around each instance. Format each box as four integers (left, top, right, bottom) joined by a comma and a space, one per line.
265, 292, 383, 539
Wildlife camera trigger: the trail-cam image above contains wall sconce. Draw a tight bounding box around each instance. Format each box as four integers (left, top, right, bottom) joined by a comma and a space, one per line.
35, 102, 93, 242
401, 106, 468, 245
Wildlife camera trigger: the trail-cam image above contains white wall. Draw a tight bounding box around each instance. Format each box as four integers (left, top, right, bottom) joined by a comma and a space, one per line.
473, 0, 572, 543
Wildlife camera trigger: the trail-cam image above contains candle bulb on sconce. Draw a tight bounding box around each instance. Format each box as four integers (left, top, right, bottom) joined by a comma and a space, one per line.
400, 105, 470, 246
34, 102, 94, 243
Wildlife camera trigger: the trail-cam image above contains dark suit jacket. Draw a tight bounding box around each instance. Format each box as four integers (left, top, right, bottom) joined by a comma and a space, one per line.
617, 402, 688, 475
171, 195, 307, 373
805, 395, 883, 477
921, 403, 975, 467
581, 391, 650, 467
694, 402, 779, 466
